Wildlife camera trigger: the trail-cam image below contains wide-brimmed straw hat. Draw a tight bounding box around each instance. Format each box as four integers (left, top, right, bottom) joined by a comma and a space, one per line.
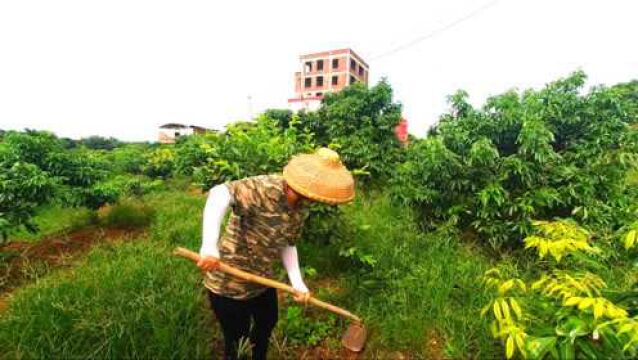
283, 148, 355, 205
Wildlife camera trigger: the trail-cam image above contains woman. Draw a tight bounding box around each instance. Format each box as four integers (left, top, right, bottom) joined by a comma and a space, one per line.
197, 148, 355, 360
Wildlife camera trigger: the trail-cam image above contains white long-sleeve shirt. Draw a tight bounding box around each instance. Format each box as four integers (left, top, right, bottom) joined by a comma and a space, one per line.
200, 184, 309, 293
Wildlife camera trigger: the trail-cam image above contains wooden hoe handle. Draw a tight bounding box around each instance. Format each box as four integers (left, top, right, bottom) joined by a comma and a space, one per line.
173, 247, 361, 323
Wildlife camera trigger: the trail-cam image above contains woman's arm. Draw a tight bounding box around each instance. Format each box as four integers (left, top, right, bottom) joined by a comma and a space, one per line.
199, 184, 231, 269
280, 245, 309, 293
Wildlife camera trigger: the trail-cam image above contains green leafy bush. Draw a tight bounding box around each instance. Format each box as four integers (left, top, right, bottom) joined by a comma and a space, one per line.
4, 130, 108, 189
0, 145, 56, 242
296, 191, 497, 357
393, 71, 638, 249
77, 135, 121, 150
46, 149, 108, 188
264, 109, 293, 129
171, 80, 402, 190
173, 134, 211, 176
277, 306, 336, 347
0, 130, 146, 239
80, 175, 162, 209
482, 221, 638, 359
301, 202, 344, 245
190, 115, 314, 190
297, 80, 404, 182
106, 144, 148, 174
144, 147, 176, 178
2, 130, 63, 169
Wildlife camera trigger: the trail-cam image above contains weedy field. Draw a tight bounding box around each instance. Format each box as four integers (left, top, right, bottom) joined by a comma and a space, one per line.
1, 74, 637, 359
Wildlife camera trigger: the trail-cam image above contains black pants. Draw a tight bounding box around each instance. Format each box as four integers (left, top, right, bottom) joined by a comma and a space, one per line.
208, 288, 278, 360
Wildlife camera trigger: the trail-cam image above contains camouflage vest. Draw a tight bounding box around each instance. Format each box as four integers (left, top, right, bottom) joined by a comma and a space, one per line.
204, 175, 308, 299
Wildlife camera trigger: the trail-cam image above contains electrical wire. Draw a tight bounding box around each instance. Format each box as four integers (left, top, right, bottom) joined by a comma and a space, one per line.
370, 0, 500, 61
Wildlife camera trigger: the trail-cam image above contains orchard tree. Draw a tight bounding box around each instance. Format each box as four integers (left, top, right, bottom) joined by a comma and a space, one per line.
393, 71, 638, 249
190, 115, 314, 189
78, 135, 121, 150
298, 80, 404, 181
264, 109, 293, 129
0, 145, 55, 242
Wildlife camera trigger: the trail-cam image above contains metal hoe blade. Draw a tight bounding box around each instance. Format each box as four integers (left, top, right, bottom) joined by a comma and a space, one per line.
341, 322, 367, 353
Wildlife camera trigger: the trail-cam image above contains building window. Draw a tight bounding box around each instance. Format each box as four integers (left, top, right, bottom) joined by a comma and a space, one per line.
332, 58, 339, 69
350, 59, 356, 71
317, 60, 324, 71
175, 132, 181, 137
332, 75, 338, 85
350, 75, 357, 85
305, 61, 312, 72
359, 66, 364, 76
304, 77, 312, 88
316, 92, 323, 97
316, 76, 324, 87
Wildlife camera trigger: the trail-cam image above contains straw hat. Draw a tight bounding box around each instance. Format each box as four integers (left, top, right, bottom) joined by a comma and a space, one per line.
283, 148, 355, 204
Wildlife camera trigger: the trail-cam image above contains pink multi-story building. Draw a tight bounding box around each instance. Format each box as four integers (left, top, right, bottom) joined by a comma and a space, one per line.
288, 48, 369, 111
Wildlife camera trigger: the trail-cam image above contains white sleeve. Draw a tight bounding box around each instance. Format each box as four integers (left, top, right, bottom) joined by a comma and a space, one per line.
200, 184, 231, 258
280, 245, 309, 293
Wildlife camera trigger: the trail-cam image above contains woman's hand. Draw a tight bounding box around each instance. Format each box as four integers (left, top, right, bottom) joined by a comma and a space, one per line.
197, 256, 220, 272
293, 290, 311, 305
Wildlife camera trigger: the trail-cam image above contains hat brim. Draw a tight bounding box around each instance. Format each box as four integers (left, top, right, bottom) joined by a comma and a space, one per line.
283, 156, 355, 205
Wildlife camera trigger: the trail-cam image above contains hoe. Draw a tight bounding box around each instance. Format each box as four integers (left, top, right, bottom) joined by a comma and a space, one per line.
173, 246, 367, 353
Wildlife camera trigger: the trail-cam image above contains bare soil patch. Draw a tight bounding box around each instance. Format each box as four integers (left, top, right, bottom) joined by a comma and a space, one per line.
0, 227, 143, 296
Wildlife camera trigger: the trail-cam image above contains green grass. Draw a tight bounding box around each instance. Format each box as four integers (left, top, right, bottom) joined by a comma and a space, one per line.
9, 205, 97, 242
0, 190, 214, 359
628, 167, 638, 186
303, 192, 500, 359
0, 188, 502, 359
0, 240, 214, 359
100, 198, 155, 230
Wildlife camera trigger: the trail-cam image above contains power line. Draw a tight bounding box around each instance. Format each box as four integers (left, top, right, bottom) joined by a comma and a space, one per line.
370, 0, 500, 61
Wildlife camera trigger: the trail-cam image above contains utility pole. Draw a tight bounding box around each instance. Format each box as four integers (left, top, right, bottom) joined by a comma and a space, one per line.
247, 95, 253, 120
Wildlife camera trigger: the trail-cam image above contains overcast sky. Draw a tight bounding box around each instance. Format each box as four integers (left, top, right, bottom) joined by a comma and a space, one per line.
1, 0, 636, 141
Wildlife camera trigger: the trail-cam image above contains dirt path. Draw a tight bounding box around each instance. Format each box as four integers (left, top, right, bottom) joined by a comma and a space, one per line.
0, 227, 143, 299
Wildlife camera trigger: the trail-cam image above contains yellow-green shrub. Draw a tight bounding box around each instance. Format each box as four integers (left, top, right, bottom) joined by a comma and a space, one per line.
482, 221, 638, 359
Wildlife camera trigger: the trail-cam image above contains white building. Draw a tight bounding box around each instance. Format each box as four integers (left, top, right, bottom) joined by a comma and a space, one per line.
158, 123, 210, 144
